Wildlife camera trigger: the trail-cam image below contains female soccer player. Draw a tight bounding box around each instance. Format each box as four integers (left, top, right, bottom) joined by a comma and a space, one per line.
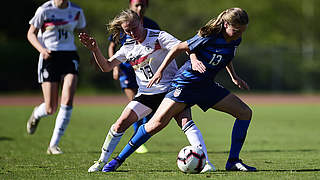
104, 7, 257, 172
26, 0, 86, 154
79, 9, 214, 173
108, 0, 160, 154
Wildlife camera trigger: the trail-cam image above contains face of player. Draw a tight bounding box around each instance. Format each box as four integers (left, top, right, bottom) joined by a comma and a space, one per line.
54, 0, 69, 9
121, 19, 146, 43
129, 0, 147, 18
223, 22, 247, 42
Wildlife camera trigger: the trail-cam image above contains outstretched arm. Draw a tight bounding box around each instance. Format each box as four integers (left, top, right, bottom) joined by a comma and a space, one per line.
147, 41, 190, 88
79, 32, 121, 72
226, 62, 250, 90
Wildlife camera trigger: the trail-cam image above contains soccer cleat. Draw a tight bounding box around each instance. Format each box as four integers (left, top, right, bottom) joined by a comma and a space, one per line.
225, 159, 256, 171
27, 107, 40, 134
200, 161, 216, 173
47, 146, 63, 155
135, 144, 149, 154
102, 157, 123, 172
88, 160, 106, 172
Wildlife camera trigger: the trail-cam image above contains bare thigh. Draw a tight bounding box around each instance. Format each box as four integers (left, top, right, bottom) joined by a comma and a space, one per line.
145, 98, 186, 135
41, 82, 59, 114
60, 74, 78, 106
123, 88, 137, 101
113, 106, 139, 133
212, 93, 252, 120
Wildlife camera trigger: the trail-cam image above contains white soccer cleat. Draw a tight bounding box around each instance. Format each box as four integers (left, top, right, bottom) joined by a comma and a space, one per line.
200, 161, 216, 173
27, 106, 40, 134
88, 160, 106, 172
47, 146, 63, 155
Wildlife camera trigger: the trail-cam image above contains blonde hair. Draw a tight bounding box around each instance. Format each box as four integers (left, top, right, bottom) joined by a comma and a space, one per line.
107, 9, 140, 43
198, 8, 249, 37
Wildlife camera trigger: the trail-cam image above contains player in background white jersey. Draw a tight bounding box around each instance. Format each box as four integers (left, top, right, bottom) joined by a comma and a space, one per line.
79, 9, 215, 173
26, 0, 86, 155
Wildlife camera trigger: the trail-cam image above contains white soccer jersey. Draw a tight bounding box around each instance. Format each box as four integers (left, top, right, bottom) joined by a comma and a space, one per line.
29, 0, 86, 51
112, 29, 180, 95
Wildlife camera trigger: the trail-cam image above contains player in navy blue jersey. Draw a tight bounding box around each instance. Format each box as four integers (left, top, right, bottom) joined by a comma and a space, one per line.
108, 0, 160, 154
103, 7, 257, 172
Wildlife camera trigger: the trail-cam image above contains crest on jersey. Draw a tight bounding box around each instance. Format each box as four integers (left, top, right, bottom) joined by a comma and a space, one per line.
173, 87, 182, 97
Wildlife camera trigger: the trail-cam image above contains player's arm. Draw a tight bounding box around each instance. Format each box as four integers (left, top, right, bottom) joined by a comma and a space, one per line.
79, 32, 121, 72
226, 62, 250, 90
147, 41, 189, 88
27, 24, 51, 59
108, 41, 120, 80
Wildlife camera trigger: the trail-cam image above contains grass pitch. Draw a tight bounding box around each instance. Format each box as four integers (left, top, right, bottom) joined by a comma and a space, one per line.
0, 103, 320, 179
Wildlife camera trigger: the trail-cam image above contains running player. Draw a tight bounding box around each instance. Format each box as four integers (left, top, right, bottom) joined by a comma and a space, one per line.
79, 9, 215, 173
108, 0, 160, 154
103, 7, 257, 172
26, 0, 86, 154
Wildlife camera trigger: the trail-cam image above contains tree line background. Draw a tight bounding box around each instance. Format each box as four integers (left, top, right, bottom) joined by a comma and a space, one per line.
1, 0, 319, 94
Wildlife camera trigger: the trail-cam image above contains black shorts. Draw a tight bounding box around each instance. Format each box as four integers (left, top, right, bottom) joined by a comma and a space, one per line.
133, 92, 167, 112
38, 51, 80, 83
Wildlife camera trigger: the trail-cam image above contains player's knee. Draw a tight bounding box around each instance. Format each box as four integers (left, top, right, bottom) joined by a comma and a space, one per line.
237, 105, 252, 120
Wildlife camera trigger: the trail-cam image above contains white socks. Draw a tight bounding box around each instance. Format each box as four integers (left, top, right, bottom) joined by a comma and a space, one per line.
182, 120, 210, 162
49, 104, 72, 147
34, 103, 48, 119
99, 125, 124, 162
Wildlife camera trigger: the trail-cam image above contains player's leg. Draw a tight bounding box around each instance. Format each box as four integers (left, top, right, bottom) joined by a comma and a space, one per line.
27, 54, 59, 134
27, 81, 59, 134
47, 73, 77, 155
211, 93, 256, 171
173, 108, 216, 172
102, 98, 184, 172
88, 101, 151, 172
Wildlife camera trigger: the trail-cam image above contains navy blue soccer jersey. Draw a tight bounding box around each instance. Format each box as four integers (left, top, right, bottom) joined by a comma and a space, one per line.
172, 33, 241, 86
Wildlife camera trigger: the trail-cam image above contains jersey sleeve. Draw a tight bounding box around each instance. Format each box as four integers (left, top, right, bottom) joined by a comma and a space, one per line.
76, 9, 86, 29
111, 46, 127, 63
158, 31, 181, 50
29, 7, 44, 29
186, 34, 210, 53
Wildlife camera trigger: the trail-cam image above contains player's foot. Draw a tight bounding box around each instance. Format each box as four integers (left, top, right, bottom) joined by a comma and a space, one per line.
225, 158, 256, 171
88, 160, 107, 172
47, 146, 63, 155
200, 161, 216, 173
27, 106, 40, 134
102, 157, 123, 172
135, 144, 148, 154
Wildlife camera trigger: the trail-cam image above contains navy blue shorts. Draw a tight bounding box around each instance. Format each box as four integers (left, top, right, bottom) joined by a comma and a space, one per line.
165, 82, 230, 112
118, 62, 138, 90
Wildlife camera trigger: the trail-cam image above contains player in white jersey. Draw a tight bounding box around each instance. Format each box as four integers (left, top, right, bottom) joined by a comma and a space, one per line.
79, 9, 215, 173
26, 0, 86, 155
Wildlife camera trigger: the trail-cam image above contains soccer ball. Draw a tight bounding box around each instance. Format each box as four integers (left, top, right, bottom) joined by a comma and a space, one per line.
177, 146, 206, 173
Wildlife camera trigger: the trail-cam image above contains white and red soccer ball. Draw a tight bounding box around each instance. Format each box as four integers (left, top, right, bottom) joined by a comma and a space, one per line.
177, 145, 206, 173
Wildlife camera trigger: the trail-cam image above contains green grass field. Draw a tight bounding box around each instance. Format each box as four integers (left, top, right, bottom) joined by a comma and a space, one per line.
1, 103, 320, 179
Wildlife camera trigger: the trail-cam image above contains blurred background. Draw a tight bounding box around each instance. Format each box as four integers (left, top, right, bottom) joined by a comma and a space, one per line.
1, 0, 319, 95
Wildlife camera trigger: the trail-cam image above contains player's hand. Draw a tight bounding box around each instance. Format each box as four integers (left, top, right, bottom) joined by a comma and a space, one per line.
147, 71, 162, 88
41, 49, 51, 60
191, 58, 206, 73
232, 76, 250, 90
79, 32, 98, 51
